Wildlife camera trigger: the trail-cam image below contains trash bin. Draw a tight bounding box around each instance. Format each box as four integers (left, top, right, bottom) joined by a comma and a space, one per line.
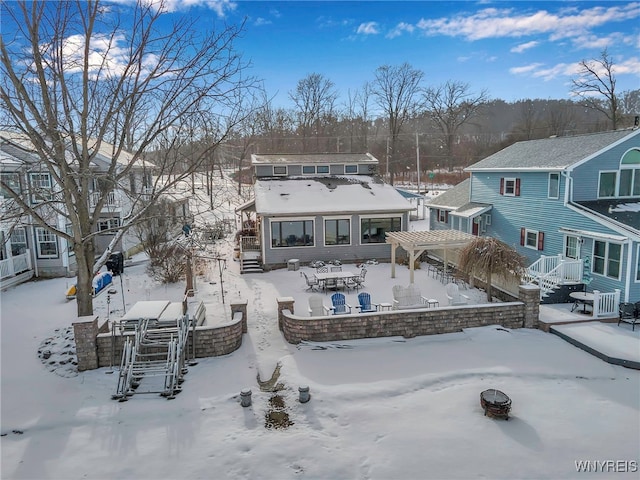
106, 251, 124, 276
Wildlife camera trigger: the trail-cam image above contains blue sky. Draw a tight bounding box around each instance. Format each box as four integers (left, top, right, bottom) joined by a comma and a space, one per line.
177, 0, 639, 108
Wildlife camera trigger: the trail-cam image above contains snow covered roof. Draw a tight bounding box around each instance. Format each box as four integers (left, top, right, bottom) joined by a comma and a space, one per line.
252, 152, 378, 165
253, 175, 413, 215
466, 130, 639, 172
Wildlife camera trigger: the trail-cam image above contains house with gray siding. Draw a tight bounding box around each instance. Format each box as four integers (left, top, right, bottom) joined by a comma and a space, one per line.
235, 153, 414, 271
427, 128, 640, 305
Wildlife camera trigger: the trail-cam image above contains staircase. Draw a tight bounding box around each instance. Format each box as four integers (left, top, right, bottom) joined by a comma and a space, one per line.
525, 255, 583, 300
239, 236, 263, 274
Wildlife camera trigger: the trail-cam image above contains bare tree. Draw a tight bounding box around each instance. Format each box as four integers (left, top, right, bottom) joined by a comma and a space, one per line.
371, 63, 424, 184
0, 0, 258, 316
342, 83, 372, 153
423, 81, 489, 171
457, 236, 527, 302
289, 73, 339, 153
571, 48, 621, 130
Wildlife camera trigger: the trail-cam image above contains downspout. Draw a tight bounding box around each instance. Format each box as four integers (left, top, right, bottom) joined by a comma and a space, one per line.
624, 239, 632, 303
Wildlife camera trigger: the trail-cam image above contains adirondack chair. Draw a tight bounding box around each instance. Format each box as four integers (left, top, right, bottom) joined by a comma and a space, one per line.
329, 292, 352, 315
446, 283, 469, 306
356, 292, 378, 313
308, 295, 326, 316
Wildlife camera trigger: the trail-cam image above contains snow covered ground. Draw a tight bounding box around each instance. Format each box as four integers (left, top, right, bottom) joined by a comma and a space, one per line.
2, 175, 639, 479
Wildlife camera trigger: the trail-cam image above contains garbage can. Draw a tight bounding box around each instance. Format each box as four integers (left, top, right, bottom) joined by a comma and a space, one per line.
106, 251, 124, 276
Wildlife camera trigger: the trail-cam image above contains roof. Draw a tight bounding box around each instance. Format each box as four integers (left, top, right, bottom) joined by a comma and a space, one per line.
466, 129, 638, 172
576, 199, 640, 233
426, 178, 470, 209
386, 230, 477, 249
252, 175, 413, 215
395, 188, 425, 200
251, 152, 378, 165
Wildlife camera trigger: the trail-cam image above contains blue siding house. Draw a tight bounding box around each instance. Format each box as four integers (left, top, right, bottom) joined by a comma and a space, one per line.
428, 128, 640, 311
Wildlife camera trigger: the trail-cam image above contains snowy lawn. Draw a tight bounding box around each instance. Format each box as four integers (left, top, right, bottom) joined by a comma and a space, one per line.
2, 237, 639, 479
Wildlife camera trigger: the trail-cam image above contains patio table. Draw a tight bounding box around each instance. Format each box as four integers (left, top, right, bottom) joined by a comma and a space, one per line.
570, 292, 594, 314
314, 271, 357, 292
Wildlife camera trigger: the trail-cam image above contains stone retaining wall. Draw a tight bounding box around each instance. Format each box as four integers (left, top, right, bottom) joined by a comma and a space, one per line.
75, 301, 248, 371
278, 285, 540, 344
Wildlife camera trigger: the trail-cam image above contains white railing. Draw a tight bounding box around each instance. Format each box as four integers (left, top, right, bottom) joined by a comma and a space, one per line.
0, 252, 32, 279
90, 191, 119, 208
240, 236, 260, 252
525, 255, 583, 297
592, 289, 620, 318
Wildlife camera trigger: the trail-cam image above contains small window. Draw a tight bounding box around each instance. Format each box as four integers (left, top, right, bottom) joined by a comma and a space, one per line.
564, 236, 578, 260
345, 165, 358, 174
548, 173, 560, 199
10, 227, 27, 256
500, 177, 520, 196
437, 209, 448, 223
484, 214, 492, 226
520, 228, 544, 251
302, 166, 315, 175
29, 172, 52, 203
316, 165, 329, 174
97, 218, 121, 232
273, 166, 287, 176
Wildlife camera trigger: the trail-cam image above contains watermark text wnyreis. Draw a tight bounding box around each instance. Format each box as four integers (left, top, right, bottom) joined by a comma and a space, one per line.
575, 460, 638, 473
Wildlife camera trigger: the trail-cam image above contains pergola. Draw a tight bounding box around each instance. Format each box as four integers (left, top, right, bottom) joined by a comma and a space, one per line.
385, 230, 477, 283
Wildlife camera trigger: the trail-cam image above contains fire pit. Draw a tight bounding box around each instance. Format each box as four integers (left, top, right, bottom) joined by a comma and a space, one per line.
480, 389, 511, 420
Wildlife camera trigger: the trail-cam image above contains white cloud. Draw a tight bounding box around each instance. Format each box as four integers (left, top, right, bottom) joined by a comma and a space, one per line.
253, 17, 272, 27
386, 22, 415, 39
155, 0, 237, 16
509, 63, 545, 75
416, 3, 640, 41
511, 41, 538, 53
356, 22, 380, 35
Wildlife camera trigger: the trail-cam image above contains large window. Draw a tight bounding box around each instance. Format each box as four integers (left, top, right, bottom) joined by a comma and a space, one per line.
324, 218, 350, 246
10, 227, 27, 256
271, 220, 314, 248
35, 227, 58, 258
360, 216, 401, 244
548, 173, 560, 199
593, 240, 621, 279
344, 165, 358, 174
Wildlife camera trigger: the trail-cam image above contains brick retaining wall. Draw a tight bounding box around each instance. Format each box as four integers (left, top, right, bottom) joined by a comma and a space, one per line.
278, 285, 540, 344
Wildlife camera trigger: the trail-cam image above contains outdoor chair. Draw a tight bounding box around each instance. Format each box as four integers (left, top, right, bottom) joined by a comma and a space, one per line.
330, 266, 343, 272
356, 292, 379, 313
329, 292, 352, 315
308, 295, 326, 316
324, 277, 337, 292
618, 302, 638, 331
446, 283, 469, 306
301, 272, 319, 291
317, 266, 328, 273
392, 284, 429, 310
351, 268, 367, 290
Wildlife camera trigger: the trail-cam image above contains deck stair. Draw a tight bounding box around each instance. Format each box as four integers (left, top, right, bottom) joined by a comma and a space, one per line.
524, 255, 583, 299
239, 235, 263, 274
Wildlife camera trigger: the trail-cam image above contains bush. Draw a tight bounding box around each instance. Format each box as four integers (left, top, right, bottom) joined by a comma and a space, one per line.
146, 244, 186, 284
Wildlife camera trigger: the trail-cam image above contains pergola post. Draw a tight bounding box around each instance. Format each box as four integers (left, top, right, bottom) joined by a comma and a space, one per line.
390, 242, 397, 278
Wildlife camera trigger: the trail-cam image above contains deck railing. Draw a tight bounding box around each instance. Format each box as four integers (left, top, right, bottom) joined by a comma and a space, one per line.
525, 255, 583, 297
0, 252, 32, 279
240, 236, 260, 253
592, 289, 621, 318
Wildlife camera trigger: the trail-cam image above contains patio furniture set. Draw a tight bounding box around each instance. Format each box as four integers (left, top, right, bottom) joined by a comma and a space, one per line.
302, 266, 367, 293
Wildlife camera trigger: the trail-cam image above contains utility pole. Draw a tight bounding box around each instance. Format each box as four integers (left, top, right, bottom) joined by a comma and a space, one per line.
415, 132, 420, 193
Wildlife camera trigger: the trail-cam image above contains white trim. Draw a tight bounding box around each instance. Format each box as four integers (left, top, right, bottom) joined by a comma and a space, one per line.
592, 238, 623, 281
523, 228, 540, 250
268, 217, 316, 249
503, 177, 517, 196
272, 165, 287, 176
558, 226, 627, 243
35, 227, 58, 258
344, 164, 358, 174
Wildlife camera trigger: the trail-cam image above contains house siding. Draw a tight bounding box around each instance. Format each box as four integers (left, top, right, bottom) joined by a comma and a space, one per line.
261, 211, 409, 267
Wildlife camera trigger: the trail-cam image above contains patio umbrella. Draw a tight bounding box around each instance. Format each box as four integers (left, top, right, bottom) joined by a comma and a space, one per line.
582, 256, 593, 289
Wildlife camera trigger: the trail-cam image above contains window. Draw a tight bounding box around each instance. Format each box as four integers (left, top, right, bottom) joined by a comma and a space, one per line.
271, 220, 314, 247
35, 227, 58, 258
500, 177, 520, 196
273, 166, 287, 176
345, 165, 358, 174
302, 166, 315, 174
564, 236, 578, 260
593, 240, 621, 279
10, 227, 27, 256
0, 172, 21, 198
360, 216, 401, 244
598, 171, 616, 198
548, 173, 560, 199
316, 165, 329, 174
97, 218, 121, 232
29, 172, 52, 203
520, 228, 544, 251
437, 209, 449, 223
324, 218, 350, 246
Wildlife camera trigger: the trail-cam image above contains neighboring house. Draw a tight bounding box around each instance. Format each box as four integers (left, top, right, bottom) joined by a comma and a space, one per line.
427, 128, 640, 308
0, 131, 185, 287
235, 153, 414, 272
